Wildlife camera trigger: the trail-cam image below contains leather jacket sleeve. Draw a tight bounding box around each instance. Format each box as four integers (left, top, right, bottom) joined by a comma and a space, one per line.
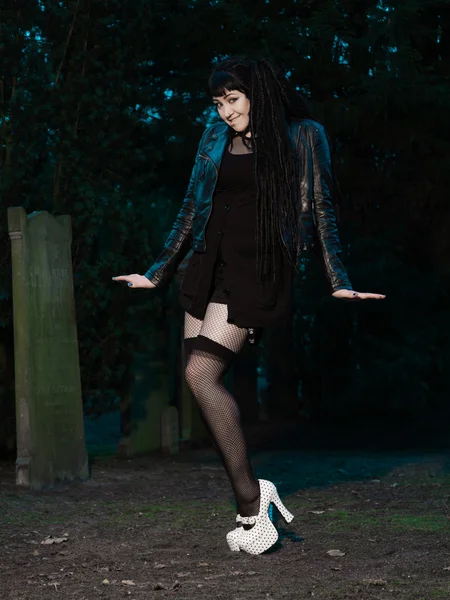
312, 124, 352, 292
144, 129, 207, 287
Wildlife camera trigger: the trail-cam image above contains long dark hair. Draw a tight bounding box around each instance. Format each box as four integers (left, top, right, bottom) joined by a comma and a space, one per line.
208, 56, 318, 282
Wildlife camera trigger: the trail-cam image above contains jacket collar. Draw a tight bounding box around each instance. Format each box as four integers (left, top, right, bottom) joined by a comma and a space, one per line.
202, 119, 301, 167
202, 123, 229, 169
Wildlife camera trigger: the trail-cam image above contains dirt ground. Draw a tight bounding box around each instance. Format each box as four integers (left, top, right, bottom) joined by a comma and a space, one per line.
1, 422, 449, 600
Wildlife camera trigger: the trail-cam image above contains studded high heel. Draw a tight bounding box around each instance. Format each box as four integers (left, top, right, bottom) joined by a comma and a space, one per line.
226, 479, 294, 554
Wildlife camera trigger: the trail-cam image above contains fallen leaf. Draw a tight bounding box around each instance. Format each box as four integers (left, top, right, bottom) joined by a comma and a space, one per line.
154, 582, 166, 590
41, 535, 68, 545
121, 580, 136, 586
362, 578, 387, 585
327, 549, 346, 557
48, 583, 60, 590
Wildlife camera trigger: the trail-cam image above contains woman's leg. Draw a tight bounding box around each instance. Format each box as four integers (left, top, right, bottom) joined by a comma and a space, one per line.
184, 312, 204, 357
184, 303, 260, 522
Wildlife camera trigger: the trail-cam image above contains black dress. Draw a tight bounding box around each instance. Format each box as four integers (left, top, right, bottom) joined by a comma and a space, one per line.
179, 138, 294, 341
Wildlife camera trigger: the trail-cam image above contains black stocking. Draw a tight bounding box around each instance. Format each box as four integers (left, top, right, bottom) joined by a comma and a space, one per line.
184, 303, 260, 524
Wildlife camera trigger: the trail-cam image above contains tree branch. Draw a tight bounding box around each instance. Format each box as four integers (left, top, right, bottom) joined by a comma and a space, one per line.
54, 0, 81, 86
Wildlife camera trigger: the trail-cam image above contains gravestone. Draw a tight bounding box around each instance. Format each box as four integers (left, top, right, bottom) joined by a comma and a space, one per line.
118, 357, 171, 457
8, 207, 88, 490
161, 406, 179, 456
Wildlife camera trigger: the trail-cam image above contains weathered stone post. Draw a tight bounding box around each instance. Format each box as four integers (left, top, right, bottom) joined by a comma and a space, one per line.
117, 356, 171, 457
8, 207, 88, 490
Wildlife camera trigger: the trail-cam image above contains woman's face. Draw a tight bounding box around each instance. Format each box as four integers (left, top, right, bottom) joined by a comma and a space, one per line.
213, 89, 250, 133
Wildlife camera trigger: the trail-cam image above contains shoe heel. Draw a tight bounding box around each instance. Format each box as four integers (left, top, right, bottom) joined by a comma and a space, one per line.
272, 489, 294, 523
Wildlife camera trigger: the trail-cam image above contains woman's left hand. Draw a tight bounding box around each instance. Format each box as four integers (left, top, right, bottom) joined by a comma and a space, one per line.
332, 289, 386, 301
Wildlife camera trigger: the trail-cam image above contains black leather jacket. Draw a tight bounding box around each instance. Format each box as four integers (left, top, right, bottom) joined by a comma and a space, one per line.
145, 118, 352, 293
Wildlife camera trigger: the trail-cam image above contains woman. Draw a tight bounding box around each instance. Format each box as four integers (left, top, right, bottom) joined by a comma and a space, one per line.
113, 56, 385, 555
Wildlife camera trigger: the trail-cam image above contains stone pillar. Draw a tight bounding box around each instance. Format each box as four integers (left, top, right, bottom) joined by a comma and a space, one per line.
118, 357, 171, 457
8, 207, 88, 490
161, 406, 179, 456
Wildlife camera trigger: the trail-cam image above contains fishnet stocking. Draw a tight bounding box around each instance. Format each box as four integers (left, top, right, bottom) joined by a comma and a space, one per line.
184, 312, 203, 339
184, 304, 260, 522
198, 303, 248, 352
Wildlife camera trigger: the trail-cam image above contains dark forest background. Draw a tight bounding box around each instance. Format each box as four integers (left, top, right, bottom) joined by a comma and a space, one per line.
1, 0, 449, 436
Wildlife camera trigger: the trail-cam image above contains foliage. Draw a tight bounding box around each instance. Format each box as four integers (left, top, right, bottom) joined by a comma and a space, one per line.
1, 0, 449, 418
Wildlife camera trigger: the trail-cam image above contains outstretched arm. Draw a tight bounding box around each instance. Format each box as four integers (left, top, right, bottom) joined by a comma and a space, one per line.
311, 123, 352, 292
312, 124, 385, 302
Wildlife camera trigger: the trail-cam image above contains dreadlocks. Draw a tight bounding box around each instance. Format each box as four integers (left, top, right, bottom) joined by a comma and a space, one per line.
208, 56, 317, 283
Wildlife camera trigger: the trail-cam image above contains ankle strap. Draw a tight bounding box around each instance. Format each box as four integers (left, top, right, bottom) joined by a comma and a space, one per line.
236, 513, 257, 525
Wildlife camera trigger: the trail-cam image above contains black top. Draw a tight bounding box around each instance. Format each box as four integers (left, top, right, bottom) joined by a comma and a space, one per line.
179, 138, 294, 328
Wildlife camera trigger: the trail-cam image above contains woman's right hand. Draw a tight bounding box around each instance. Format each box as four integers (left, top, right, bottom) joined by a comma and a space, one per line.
112, 274, 156, 289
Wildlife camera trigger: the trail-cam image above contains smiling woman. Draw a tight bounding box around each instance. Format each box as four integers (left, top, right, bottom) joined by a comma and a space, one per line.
212, 90, 251, 131
112, 56, 385, 557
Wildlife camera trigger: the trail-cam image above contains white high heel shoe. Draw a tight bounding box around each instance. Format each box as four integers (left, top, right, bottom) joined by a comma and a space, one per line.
226, 522, 244, 552
226, 506, 273, 552
226, 479, 294, 554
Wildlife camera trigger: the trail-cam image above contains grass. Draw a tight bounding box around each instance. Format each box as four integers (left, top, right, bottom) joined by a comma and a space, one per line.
429, 589, 450, 598
5, 497, 448, 535
320, 508, 450, 532
390, 514, 450, 531
0, 497, 236, 528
